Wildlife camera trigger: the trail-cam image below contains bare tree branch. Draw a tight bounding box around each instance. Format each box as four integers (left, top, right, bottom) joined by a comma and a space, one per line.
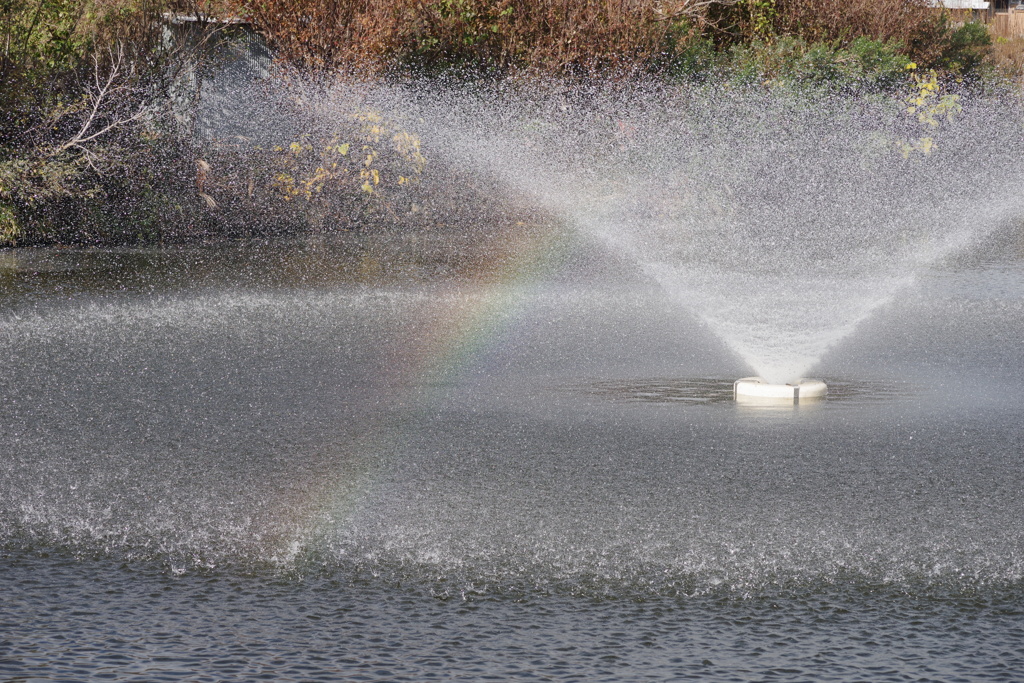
653, 0, 741, 22
46, 42, 150, 162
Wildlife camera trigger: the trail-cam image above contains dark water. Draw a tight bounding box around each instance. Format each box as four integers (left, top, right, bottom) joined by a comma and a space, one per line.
2, 235, 1024, 681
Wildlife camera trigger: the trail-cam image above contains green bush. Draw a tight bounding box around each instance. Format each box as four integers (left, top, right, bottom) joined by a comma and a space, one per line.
724, 36, 911, 91
0, 202, 21, 245
654, 19, 721, 79
847, 37, 914, 82
939, 21, 991, 75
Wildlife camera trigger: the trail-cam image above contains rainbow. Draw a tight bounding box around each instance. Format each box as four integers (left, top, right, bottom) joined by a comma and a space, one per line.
284, 222, 574, 566
411, 226, 573, 395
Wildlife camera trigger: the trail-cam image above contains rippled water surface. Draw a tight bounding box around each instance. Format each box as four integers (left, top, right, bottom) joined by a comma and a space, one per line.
2, 235, 1024, 681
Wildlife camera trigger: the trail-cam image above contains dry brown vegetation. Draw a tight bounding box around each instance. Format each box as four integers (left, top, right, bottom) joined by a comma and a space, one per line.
991, 36, 1024, 83
238, 0, 708, 75
232, 0, 975, 76
2, 0, 1018, 246
771, 0, 948, 61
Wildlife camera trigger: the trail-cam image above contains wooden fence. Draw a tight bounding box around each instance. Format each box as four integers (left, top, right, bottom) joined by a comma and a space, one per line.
940, 7, 1024, 38
987, 10, 1024, 39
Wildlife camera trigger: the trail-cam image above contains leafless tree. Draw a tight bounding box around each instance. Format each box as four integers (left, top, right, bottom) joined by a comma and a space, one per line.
45, 42, 151, 172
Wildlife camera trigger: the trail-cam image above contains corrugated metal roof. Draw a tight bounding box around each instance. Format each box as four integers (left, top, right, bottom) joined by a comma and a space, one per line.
926, 0, 990, 8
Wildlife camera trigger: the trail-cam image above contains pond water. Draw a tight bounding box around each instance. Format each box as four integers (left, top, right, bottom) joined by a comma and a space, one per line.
2, 232, 1023, 681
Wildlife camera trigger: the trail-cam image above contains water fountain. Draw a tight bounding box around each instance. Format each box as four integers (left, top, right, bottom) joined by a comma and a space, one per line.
3, 75, 1024, 681
374, 80, 1024, 393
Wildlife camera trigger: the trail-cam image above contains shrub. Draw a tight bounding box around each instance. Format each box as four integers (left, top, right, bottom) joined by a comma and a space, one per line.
0, 1, 234, 245
238, 0, 735, 77
772, 0, 943, 57
724, 35, 911, 90
237, 0, 994, 81
0, 202, 21, 245
657, 30, 721, 79
940, 21, 991, 75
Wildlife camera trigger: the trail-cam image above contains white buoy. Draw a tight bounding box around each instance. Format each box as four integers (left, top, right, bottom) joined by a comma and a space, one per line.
733, 376, 828, 404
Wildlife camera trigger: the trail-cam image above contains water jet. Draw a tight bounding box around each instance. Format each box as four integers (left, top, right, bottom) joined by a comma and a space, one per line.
395, 83, 1024, 386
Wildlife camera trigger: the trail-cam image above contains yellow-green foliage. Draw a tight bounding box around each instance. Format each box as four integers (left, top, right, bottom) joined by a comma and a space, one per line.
0, 203, 21, 245
905, 66, 962, 126
744, 0, 778, 41
1, 0, 164, 95
271, 112, 426, 203
899, 64, 962, 158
